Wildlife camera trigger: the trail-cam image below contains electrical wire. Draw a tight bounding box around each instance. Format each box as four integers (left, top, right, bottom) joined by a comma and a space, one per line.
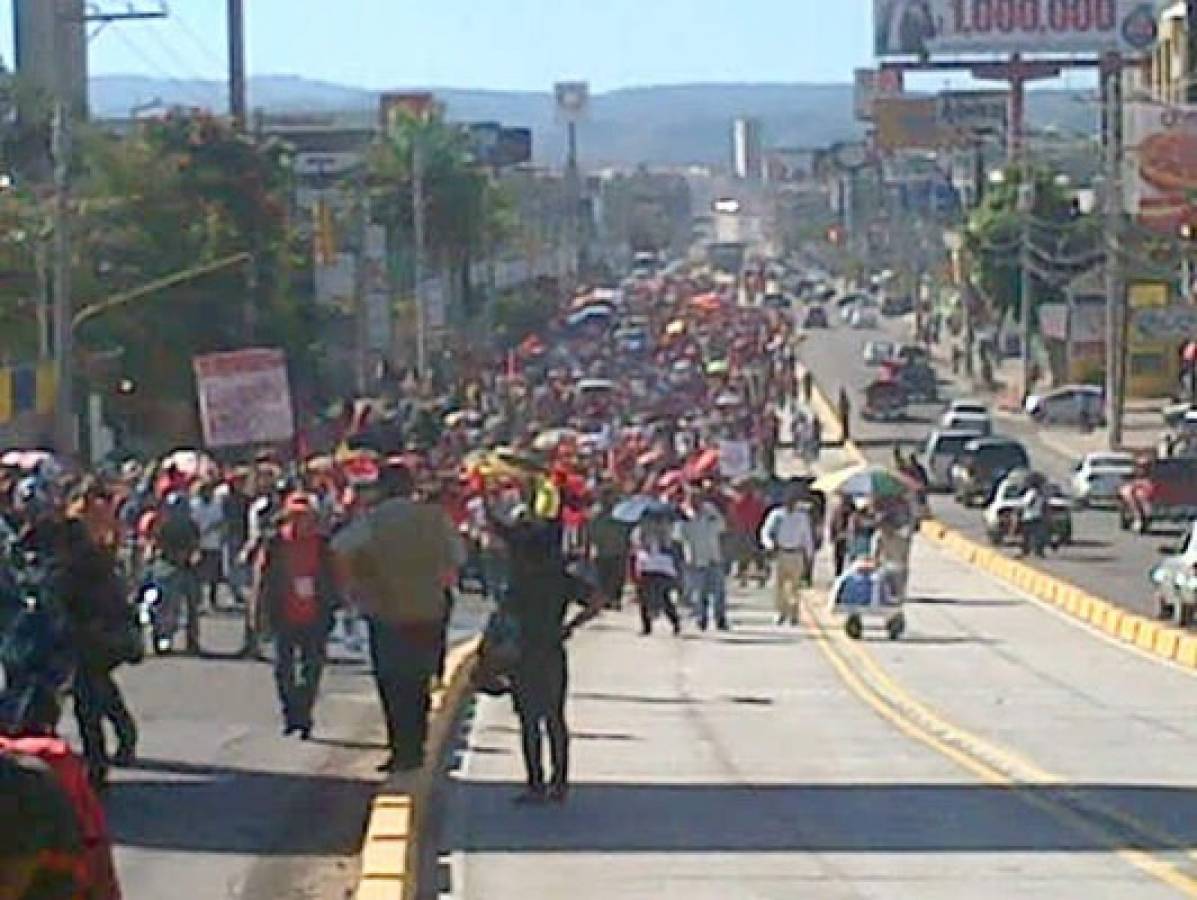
107, 27, 213, 111
166, 6, 227, 71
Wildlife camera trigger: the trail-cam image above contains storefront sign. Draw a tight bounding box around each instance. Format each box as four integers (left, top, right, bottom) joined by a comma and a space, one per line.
874, 0, 1158, 58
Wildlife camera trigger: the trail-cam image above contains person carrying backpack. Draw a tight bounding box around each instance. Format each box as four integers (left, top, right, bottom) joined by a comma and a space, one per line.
258, 494, 339, 739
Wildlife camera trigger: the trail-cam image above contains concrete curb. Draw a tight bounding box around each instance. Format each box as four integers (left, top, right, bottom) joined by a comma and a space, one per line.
803, 367, 1190, 672
917, 520, 1197, 670
355, 635, 482, 900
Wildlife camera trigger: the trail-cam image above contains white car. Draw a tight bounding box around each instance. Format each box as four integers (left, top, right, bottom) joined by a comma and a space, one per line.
863, 340, 896, 366
919, 430, 977, 492
940, 410, 992, 436
850, 306, 878, 329
1026, 385, 1105, 427
946, 399, 989, 419
1071, 451, 1135, 507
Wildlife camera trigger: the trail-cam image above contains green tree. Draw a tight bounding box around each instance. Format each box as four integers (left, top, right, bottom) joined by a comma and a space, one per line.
367, 111, 510, 322
966, 167, 1098, 329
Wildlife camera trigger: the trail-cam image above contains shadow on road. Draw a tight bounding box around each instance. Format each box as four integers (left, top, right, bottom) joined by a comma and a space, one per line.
910, 597, 1021, 609
444, 780, 1197, 854
107, 757, 375, 855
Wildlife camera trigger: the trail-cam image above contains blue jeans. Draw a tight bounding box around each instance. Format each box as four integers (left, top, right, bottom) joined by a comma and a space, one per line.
689, 563, 728, 627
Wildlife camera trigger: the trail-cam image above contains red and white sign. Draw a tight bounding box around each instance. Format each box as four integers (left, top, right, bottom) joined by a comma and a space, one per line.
193, 349, 295, 448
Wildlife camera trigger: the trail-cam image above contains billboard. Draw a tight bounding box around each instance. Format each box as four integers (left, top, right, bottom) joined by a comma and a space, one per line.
937, 90, 1008, 135
554, 81, 590, 122
379, 91, 440, 130
874, 1, 1159, 57
466, 123, 533, 168
873, 96, 947, 150
1124, 102, 1197, 233
194, 349, 295, 448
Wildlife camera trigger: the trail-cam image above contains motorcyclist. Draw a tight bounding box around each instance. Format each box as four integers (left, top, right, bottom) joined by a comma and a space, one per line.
1018, 472, 1049, 558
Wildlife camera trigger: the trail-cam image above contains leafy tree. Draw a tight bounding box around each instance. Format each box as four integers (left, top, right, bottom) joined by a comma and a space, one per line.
965, 167, 1098, 329
366, 111, 511, 322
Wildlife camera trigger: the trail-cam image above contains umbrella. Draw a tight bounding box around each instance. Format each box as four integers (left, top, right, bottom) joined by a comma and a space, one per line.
577, 378, 616, 394
706, 359, 730, 375
812, 464, 915, 499
714, 392, 742, 408
665, 319, 687, 336
567, 305, 614, 327
0, 449, 59, 474
611, 495, 673, 524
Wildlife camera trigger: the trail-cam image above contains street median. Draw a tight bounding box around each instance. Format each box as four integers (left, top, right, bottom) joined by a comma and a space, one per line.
355, 636, 481, 900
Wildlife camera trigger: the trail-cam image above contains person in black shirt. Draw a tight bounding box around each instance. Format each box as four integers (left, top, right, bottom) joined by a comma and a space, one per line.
496, 511, 604, 804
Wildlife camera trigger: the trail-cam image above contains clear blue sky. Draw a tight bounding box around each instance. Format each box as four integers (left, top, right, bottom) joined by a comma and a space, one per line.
0, 0, 885, 90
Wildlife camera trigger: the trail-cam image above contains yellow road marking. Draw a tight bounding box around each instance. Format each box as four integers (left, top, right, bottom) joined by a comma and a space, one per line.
805, 601, 1197, 896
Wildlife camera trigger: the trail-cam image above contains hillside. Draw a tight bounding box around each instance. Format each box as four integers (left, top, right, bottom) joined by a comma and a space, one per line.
92, 76, 1098, 168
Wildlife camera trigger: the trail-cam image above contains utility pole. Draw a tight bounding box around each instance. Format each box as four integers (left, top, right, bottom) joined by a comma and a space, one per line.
1103, 55, 1125, 449
413, 138, 428, 379
1018, 177, 1035, 404
565, 119, 581, 281
51, 102, 75, 454
227, 0, 247, 130
352, 166, 369, 394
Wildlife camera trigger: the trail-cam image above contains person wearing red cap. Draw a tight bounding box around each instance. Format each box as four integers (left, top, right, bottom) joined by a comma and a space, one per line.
258, 493, 340, 739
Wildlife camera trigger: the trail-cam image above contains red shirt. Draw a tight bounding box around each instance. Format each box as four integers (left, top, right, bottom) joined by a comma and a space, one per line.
278, 528, 323, 628
729, 492, 767, 533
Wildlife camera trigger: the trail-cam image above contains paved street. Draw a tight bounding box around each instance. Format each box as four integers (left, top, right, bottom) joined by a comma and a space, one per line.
437, 526, 1197, 899
798, 315, 1174, 620
88, 601, 486, 900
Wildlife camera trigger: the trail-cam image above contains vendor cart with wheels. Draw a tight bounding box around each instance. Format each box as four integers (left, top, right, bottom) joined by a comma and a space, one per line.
828, 557, 906, 641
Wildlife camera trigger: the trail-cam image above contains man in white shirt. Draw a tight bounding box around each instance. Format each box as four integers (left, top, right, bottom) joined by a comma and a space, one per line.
759, 494, 816, 626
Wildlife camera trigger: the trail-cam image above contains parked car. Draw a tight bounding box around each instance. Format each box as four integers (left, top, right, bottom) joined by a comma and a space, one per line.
836, 293, 868, 321
984, 470, 1074, 548
1071, 451, 1135, 507
920, 429, 978, 492
952, 437, 1031, 507
881, 294, 914, 316
802, 305, 829, 329
896, 362, 939, 403
863, 340, 897, 366
762, 292, 791, 311
1118, 455, 1197, 534
939, 410, 992, 436
1151, 520, 1197, 625
1026, 385, 1105, 427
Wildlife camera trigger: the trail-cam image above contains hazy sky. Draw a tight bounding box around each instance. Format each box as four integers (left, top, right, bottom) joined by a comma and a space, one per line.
0, 0, 883, 90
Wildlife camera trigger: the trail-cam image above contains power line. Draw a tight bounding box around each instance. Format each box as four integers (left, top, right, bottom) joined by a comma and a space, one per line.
166, 6, 227, 71
107, 27, 214, 111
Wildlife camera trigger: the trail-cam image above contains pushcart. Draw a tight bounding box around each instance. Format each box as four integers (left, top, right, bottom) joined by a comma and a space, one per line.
828, 557, 906, 641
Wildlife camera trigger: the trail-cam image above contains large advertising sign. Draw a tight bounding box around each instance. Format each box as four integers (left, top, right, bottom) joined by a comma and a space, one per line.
874, 96, 947, 150
193, 349, 295, 448
874, 1, 1159, 57
937, 90, 1009, 134
1124, 102, 1197, 233
554, 81, 590, 122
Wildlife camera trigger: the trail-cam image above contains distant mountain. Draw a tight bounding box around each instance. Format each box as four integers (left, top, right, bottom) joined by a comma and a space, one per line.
90, 75, 1098, 168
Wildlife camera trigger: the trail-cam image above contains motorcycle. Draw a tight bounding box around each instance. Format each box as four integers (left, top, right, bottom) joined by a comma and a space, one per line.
1010, 514, 1050, 558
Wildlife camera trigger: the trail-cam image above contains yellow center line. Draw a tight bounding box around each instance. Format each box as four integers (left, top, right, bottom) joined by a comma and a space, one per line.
804, 600, 1197, 896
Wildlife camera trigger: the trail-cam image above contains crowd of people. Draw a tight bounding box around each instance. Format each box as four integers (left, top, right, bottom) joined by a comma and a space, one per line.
0, 261, 916, 892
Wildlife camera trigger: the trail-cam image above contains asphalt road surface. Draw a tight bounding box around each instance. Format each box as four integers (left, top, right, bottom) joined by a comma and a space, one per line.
798, 312, 1175, 622
81, 598, 487, 900
437, 524, 1197, 898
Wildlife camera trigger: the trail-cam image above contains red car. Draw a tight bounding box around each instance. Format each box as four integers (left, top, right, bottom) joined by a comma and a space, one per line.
1118, 456, 1197, 534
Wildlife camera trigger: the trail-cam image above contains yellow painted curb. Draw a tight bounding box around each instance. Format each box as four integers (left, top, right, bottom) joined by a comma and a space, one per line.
354, 635, 481, 900
1177, 635, 1197, 669
1154, 627, 1182, 661
919, 522, 1194, 672
1135, 620, 1160, 652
